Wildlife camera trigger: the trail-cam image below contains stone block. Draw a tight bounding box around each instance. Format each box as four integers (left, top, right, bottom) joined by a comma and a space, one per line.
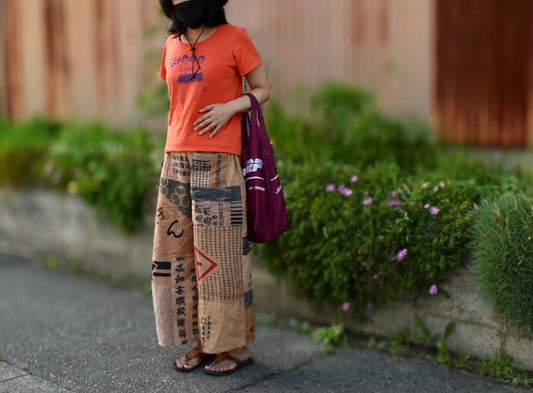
417, 266, 500, 328
420, 314, 502, 361
503, 330, 533, 371
356, 302, 417, 338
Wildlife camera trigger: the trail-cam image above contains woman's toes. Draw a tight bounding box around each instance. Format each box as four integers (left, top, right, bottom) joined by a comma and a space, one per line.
176, 356, 200, 370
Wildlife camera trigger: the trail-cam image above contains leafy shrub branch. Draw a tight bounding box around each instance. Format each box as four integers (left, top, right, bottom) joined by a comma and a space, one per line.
0, 118, 159, 233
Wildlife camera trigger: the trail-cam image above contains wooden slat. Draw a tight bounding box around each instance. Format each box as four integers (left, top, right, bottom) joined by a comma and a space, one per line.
0, 0, 8, 116
501, 0, 529, 147
528, 1, 533, 147
64, 0, 99, 121
3, 1, 24, 120
20, 2, 46, 116
43, 0, 70, 117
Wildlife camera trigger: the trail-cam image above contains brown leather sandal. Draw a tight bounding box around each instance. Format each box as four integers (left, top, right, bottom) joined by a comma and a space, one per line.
174, 347, 214, 372
204, 351, 254, 376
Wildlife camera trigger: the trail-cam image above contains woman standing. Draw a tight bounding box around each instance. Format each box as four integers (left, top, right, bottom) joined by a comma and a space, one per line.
152, 0, 270, 375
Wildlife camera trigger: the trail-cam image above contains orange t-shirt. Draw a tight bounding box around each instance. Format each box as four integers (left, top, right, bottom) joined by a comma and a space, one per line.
160, 24, 262, 156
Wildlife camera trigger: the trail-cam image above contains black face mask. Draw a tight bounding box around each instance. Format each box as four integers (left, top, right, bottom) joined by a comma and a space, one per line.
173, 1, 206, 29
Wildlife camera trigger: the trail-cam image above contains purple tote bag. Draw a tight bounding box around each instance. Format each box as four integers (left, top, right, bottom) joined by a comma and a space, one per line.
241, 93, 290, 243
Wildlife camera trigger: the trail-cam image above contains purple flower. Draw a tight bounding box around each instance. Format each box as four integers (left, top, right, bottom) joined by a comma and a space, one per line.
363, 198, 373, 206
366, 302, 374, 310
350, 175, 359, 184
372, 274, 381, 281
339, 188, 353, 196
388, 199, 403, 207
433, 185, 440, 193
430, 207, 440, 215
429, 284, 439, 295
395, 248, 408, 261
424, 204, 431, 209
335, 184, 353, 196
325, 184, 336, 192
342, 302, 351, 312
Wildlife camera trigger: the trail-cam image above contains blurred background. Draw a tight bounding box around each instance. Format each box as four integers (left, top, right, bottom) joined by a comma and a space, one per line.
1, 0, 531, 146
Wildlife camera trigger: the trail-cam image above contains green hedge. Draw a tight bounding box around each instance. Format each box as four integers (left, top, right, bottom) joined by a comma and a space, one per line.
46, 122, 159, 232
471, 193, 533, 334
255, 82, 533, 320
0, 117, 62, 187
255, 159, 524, 316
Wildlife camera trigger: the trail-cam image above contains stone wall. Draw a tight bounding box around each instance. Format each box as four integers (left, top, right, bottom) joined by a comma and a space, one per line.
1, 188, 531, 370
0, 188, 152, 280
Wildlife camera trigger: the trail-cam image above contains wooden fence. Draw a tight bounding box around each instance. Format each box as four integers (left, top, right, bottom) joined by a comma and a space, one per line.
1, 0, 531, 147
0, 0, 432, 129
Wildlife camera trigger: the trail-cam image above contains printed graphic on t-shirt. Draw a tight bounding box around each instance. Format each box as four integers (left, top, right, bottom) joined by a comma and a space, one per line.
169, 54, 206, 84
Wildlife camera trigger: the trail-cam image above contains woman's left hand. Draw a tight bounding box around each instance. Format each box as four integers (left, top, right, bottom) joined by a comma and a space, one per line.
194, 103, 235, 138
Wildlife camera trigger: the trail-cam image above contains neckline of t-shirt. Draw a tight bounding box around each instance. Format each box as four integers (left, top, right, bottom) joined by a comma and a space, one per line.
178, 24, 227, 46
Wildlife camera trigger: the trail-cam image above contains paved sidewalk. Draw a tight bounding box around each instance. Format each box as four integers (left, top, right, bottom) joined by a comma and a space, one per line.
0, 254, 530, 393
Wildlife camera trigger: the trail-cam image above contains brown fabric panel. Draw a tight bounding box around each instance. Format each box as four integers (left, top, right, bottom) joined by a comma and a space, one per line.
152, 153, 197, 347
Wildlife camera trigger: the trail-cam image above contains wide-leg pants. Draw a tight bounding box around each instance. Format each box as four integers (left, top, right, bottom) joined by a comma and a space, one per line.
151, 152, 254, 354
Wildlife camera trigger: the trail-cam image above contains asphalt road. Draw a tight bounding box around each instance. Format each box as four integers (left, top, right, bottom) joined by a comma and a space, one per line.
0, 254, 530, 393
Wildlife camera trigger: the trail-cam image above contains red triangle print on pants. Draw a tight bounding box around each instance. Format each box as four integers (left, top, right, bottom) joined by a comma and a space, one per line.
194, 246, 218, 281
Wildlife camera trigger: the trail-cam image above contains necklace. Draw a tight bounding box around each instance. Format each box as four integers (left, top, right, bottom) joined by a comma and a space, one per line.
184, 26, 205, 81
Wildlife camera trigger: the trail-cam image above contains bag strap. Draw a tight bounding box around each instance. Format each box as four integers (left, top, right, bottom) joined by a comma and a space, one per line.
245, 93, 267, 141
246, 92, 261, 113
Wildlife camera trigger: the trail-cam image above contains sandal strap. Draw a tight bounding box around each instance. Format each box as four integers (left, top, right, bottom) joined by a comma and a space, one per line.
211, 352, 246, 366
184, 347, 205, 361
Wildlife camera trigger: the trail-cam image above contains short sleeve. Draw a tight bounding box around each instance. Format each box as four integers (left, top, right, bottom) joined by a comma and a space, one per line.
234, 28, 262, 77
159, 45, 167, 80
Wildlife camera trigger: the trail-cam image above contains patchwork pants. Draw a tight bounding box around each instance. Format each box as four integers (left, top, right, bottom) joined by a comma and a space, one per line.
151, 152, 254, 354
